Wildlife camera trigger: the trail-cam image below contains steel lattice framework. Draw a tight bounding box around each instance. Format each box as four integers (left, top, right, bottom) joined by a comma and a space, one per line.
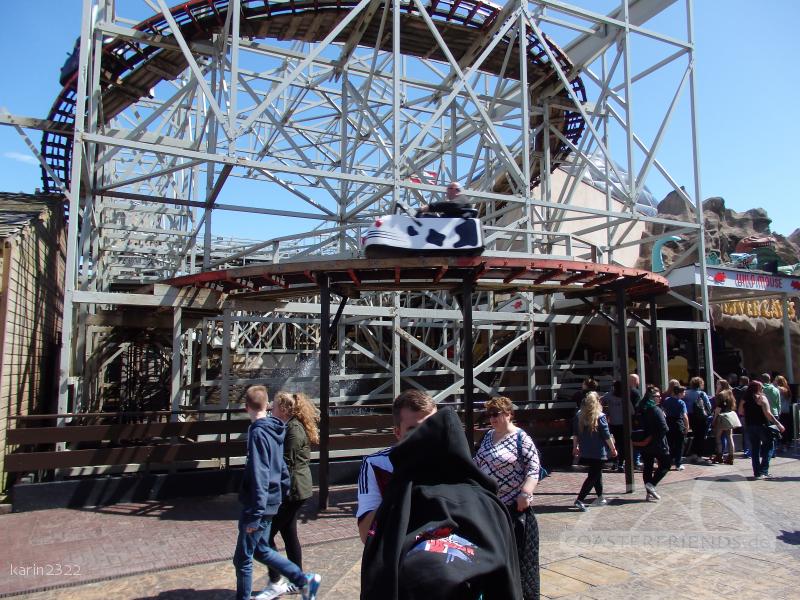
0, 0, 713, 437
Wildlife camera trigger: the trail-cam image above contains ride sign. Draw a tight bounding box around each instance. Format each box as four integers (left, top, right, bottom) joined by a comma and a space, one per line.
706, 268, 793, 293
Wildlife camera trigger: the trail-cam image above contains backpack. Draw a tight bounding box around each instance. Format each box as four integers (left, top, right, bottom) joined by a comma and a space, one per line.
630, 406, 652, 448
693, 392, 709, 419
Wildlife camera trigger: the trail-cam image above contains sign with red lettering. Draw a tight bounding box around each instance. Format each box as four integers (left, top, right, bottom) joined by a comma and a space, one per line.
706, 268, 792, 293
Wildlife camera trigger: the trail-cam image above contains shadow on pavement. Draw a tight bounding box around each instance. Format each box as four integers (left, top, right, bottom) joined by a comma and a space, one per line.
694, 474, 750, 483
84, 496, 240, 521
608, 498, 649, 505
777, 530, 800, 545
133, 590, 230, 600
533, 504, 584, 514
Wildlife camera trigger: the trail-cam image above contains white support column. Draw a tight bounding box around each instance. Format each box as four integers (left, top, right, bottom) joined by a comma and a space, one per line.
687, 0, 715, 387
659, 326, 669, 389
391, 0, 401, 207
527, 300, 536, 407
549, 324, 557, 404
221, 309, 232, 407
171, 307, 183, 421
58, 0, 94, 431
635, 325, 646, 390
393, 293, 401, 398
782, 297, 794, 383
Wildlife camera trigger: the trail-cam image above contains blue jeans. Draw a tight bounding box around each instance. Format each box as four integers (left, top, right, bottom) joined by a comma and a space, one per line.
233, 515, 305, 600
746, 425, 772, 477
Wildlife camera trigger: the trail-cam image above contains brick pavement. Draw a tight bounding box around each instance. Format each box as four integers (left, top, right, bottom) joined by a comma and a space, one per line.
0, 486, 358, 597
2, 449, 799, 599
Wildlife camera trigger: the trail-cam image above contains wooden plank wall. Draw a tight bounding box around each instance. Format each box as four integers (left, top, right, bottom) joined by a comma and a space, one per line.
3, 408, 574, 475
0, 204, 66, 491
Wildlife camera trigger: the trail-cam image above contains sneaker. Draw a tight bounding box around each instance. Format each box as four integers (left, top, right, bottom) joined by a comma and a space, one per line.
301, 573, 322, 600
592, 496, 608, 507
574, 499, 588, 512
255, 579, 292, 600
677, 465, 685, 471
753, 474, 765, 480
616, 465, 625, 473
644, 482, 660, 500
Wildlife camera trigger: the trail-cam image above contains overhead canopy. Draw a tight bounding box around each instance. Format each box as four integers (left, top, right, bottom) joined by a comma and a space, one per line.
165, 256, 669, 301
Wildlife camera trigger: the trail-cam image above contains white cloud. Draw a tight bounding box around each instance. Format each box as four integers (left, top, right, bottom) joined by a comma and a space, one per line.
2, 152, 38, 166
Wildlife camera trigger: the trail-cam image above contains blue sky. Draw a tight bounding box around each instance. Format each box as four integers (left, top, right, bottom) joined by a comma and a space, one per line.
0, 0, 798, 238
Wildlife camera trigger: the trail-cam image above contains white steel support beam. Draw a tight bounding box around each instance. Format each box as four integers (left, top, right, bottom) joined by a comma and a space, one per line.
58, 0, 94, 428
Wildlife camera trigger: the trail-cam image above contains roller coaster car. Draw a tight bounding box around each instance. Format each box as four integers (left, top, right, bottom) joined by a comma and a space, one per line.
361, 202, 484, 258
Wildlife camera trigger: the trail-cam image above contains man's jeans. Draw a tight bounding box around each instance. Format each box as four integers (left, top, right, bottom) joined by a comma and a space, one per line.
746, 425, 772, 477
233, 515, 305, 600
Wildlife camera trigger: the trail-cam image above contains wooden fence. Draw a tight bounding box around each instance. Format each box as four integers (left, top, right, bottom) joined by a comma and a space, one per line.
4, 407, 574, 476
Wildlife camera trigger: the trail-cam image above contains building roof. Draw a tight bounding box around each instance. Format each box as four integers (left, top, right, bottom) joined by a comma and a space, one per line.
0, 192, 65, 240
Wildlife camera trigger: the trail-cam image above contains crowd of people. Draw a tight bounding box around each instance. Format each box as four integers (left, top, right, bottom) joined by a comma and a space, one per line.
234, 370, 794, 600
576, 370, 794, 499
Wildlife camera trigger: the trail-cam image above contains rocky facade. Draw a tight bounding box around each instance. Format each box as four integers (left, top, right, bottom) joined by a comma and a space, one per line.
638, 193, 800, 381
635, 191, 800, 271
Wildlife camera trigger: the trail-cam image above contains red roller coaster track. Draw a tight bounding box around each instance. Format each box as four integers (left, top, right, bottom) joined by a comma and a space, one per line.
42, 0, 585, 193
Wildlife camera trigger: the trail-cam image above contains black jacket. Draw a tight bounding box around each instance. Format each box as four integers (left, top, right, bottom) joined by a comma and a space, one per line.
361, 409, 522, 600
641, 405, 669, 455
239, 416, 290, 528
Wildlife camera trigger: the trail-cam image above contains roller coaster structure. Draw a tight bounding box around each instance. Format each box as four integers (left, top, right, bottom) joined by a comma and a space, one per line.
2, 1, 713, 474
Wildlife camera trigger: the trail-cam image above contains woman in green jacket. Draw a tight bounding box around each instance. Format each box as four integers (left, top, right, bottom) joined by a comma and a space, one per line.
260, 391, 319, 600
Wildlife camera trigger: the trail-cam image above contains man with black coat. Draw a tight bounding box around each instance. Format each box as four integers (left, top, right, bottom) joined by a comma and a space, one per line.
361, 408, 522, 600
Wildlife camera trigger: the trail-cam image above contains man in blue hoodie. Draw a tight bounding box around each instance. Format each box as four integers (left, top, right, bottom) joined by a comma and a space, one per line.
234, 385, 321, 600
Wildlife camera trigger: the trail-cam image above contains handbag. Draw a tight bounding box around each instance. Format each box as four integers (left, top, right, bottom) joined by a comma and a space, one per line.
716, 411, 742, 429
767, 424, 782, 441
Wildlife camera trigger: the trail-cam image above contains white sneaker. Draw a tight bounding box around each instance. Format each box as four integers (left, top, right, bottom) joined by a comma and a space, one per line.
644, 482, 660, 500
677, 465, 685, 471
574, 499, 588, 511
301, 573, 322, 600
255, 579, 292, 600
592, 496, 608, 506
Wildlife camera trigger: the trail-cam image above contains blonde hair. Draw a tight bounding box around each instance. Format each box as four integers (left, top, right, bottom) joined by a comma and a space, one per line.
774, 375, 790, 395
579, 392, 602, 433
274, 391, 320, 445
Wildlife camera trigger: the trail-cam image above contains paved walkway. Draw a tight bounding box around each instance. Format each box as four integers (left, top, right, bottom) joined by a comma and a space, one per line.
2, 449, 799, 599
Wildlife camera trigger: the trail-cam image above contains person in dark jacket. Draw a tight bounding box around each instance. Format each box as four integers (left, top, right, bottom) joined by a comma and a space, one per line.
234, 386, 321, 600
361, 408, 522, 600
260, 391, 320, 599
637, 385, 670, 501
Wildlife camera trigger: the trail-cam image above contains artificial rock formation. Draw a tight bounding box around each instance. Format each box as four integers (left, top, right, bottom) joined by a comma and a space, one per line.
636, 192, 800, 271
637, 193, 800, 381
